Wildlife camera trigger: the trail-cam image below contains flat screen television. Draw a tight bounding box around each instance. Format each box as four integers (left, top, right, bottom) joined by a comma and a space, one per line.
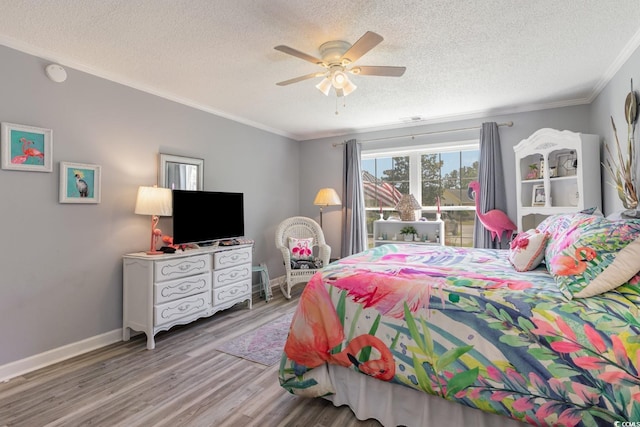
172, 190, 244, 245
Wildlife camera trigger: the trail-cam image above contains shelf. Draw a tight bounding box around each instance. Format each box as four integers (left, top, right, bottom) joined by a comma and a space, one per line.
514, 128, 601, 231
374, 239, 440, 244
550, 175, 577, 181
520, 206, 580, 215
373, 219, 445, 247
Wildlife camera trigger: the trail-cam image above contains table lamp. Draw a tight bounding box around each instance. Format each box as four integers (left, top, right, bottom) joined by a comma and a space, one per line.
395, 194, 422, 221
313, 188, 342, 227
135, 185, 173, 255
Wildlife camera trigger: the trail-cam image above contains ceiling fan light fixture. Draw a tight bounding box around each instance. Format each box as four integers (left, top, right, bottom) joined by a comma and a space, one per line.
331, 71, 348, 89
315, 77, 332, 96
341, 79, 357, 96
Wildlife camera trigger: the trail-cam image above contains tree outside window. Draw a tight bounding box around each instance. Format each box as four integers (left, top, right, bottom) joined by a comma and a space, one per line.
362, 146, 479, 247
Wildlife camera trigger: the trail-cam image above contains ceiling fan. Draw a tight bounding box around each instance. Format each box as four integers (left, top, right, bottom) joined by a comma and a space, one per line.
274, 31, 406, 97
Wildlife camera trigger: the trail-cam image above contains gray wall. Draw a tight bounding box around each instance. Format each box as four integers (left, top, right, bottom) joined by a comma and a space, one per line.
590, 44, 640, 215
2, 39, 639, 368
0, 45, 299, 365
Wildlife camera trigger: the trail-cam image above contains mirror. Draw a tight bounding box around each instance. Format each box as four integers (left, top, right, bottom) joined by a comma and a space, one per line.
158, 153, 204, 191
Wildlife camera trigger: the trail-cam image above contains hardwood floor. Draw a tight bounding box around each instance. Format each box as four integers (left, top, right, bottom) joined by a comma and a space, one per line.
0, 288, 382, 427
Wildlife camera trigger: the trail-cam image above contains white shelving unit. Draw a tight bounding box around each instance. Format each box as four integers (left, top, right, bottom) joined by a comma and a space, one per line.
514, 128, 601, 231
372, 219, 445, 247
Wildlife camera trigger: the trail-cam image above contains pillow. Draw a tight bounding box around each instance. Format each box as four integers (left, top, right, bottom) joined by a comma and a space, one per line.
288, 237, 314, 260
508, 229, 549, 272
546, 217, 640, 298
536, 212, 601, 268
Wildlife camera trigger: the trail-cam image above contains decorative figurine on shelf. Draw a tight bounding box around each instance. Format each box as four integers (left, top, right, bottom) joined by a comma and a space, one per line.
467, 181, 517, 242
526, 163, 539, 180
162, 235, 179, 249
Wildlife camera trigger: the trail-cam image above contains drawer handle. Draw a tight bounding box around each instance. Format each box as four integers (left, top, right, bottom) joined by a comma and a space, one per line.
179, 304, 190, 312
179, 285, 190, 291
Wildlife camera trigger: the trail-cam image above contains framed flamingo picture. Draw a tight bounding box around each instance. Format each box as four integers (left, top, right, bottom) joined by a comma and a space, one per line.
59, 162, 102, 204
1, 122, 53, 172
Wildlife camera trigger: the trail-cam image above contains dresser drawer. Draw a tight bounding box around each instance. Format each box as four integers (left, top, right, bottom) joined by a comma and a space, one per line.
154, 272, 211, 304
155, 254, 211, 282
213, 246, 252, 269
154, 290, 211, 326
212, 280, 251, 307
212, 263, 251, 288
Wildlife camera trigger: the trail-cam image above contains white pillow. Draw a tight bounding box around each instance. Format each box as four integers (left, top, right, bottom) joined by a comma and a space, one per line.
288, 237, 313, 260
508, 229, 549, 272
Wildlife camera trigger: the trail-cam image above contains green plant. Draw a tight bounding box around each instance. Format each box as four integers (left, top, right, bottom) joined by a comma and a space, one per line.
400, 225, 417, 235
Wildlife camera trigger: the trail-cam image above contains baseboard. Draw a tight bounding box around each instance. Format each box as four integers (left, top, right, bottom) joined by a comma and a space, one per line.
2, 276, 288, 383
0, 329, 121, 383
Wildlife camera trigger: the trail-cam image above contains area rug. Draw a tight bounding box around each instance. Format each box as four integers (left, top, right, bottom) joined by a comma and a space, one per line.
214, 312, 294, 366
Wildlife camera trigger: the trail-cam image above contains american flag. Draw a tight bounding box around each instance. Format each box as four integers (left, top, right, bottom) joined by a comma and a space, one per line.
362, 171, 403, 208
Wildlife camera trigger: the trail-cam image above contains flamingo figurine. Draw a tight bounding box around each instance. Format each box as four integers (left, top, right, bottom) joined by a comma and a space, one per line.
467, 180, 517, 242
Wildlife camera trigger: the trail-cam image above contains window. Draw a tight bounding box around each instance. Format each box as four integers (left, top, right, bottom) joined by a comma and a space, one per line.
362, 142, 479, 247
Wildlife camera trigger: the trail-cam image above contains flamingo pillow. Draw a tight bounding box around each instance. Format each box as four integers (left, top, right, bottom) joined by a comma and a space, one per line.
288, 237, 314, 261
546, 217, 640, 299
508, 229, 549, 272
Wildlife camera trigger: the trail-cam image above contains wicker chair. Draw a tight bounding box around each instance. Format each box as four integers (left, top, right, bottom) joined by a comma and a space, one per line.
275, 216, 331, 299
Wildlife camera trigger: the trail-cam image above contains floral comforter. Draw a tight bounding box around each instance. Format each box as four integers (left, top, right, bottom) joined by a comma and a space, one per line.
278, 244, 640, 426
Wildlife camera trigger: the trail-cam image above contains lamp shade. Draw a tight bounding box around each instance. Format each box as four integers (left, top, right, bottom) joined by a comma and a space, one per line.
134, 186, 173, 216
315, 77, 332, 96
341, 78, 357, 96
395, 194, 422, 221
314, 188, 342, 206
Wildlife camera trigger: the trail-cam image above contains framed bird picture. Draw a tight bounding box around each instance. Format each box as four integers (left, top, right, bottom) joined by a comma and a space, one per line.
59, 162, 101, 203
1, 122, 53, 172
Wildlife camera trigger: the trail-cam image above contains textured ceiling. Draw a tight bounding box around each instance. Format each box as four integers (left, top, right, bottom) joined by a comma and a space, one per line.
1, 1, 640, 141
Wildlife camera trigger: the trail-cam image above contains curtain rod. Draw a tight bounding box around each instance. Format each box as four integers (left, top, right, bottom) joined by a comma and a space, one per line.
333, 121, 514, 147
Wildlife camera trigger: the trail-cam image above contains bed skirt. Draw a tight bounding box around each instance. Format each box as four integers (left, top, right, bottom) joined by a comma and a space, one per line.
323, 365, 529, 427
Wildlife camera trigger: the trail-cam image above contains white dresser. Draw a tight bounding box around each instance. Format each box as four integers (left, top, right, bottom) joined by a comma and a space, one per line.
122, 244, 252, 349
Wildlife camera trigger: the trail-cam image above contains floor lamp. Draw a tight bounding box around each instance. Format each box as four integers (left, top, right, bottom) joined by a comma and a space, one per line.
313, 188, 342, 227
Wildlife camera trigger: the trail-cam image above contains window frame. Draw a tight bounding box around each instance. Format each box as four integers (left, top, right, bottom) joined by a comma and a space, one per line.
362, 139, 479, 212
361, 139, 480, 246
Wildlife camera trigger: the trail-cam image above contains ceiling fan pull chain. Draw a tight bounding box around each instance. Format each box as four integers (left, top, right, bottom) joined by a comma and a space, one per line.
335, 96, 339, 115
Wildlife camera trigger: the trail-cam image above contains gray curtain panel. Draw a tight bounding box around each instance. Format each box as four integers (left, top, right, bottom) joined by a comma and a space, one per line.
473, 122, 510, 249
341, 139, 367, 256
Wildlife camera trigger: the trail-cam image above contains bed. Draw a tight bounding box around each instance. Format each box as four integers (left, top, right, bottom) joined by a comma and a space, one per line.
278, 212, 640, 426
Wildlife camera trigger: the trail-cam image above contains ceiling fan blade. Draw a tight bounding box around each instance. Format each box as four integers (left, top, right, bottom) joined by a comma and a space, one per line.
274, 45, 325, 66
276, 72, 325, 86
340, 31, 383, 64
350, 66, 406, 77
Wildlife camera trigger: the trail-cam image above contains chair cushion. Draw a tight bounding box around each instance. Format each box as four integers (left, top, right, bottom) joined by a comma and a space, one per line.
290, 257, 324, 270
